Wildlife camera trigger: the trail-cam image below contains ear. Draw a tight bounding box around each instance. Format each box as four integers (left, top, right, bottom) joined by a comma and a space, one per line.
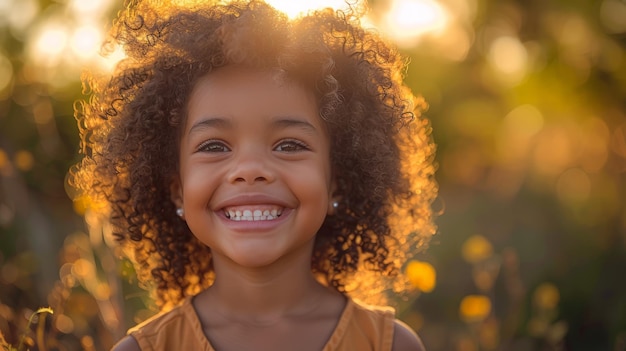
327, 198, 339, 216
327, 179, 339, 215
170, 176, 184, 210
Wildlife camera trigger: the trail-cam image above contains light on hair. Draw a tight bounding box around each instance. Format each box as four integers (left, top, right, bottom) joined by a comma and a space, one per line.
265, 0, 358, 19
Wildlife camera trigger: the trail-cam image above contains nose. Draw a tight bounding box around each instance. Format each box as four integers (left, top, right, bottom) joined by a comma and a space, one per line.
227, 146, 275, 184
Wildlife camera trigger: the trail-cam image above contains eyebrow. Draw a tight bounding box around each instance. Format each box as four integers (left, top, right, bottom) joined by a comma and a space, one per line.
187, 116, 319, 136
271, 117, 319, 135
188, 117, 232, 136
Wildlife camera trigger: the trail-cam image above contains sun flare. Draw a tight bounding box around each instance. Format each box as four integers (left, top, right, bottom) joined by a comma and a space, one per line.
382, 0, 448, 45
264, 0, 358, 18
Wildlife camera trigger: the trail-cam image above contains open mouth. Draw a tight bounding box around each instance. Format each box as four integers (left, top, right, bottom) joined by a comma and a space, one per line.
223, 206, 284, 221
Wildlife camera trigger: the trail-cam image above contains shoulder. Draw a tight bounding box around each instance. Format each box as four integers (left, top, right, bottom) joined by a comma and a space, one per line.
391, 319, 426, 351
128, 298, 190, 336
348, 299, 424, 350
112, 298, 193, 351
110, 336, 141, 351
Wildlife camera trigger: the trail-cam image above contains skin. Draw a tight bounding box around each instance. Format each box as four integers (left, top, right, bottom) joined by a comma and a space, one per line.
111, 66, 425, 351
177, 66, 335, 271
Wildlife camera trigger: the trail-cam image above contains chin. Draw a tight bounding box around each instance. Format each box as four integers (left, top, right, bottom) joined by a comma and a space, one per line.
220, 246, 284, 268
229, 255, 282, 269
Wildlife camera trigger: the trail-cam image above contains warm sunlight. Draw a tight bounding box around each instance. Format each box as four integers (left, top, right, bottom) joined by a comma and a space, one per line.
96, 45, 126, 72
264, 0, 357, 18
70, 25, 102, 60
68, 0, 109, 16
31, 24, 68, 66
488, 35, 528, 81
381, 0, 448, 46
24, 0, 459, 79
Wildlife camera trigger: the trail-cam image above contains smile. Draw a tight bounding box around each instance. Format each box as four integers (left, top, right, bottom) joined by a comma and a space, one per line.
223, 206, 284, 221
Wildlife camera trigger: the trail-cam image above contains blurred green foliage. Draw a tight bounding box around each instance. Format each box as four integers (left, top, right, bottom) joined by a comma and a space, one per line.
1, 0, 625, 350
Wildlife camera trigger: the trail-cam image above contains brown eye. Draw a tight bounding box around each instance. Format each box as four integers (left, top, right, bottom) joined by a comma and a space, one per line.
198, 140, 230, 153
274, 139, 309, 152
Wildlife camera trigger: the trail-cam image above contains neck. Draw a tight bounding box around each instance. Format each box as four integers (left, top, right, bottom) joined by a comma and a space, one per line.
205, 245, 327, 318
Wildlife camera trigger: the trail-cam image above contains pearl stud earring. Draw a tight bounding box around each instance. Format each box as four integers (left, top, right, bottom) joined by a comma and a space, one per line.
176, 208, 184, 217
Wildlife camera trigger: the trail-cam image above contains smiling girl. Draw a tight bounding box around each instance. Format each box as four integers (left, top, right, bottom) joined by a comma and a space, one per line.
71, 1, 438, 350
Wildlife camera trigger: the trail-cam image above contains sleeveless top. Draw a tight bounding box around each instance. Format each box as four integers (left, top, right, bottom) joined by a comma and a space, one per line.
126, 297, 395, 351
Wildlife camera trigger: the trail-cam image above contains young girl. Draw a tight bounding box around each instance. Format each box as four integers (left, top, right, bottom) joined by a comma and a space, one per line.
71, 0, 437, 350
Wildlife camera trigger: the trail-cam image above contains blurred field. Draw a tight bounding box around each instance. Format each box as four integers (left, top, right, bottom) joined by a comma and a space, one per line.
1, 0, 625, 350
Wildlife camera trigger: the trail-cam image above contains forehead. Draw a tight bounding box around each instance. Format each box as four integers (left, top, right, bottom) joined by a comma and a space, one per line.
185, 66, 325, 131
191, 67, 287, 101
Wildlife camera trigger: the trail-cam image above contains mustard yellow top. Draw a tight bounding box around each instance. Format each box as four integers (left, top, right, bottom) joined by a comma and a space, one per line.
128, 296, 395, 351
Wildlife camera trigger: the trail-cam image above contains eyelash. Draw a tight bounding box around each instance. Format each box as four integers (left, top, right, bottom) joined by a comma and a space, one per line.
274, 139, 310, 152
195, 139, 310, 153
197, 140, 230, 153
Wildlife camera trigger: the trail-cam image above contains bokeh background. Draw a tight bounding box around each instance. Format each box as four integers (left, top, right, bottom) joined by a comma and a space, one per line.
0, 0, 625, 350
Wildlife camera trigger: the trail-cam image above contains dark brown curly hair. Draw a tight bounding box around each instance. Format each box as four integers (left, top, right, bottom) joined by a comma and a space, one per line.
70, 0, 438, 308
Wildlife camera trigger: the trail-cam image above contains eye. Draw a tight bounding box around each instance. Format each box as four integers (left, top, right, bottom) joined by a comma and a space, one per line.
197, 140, 230, 153
274, 139, 309, 152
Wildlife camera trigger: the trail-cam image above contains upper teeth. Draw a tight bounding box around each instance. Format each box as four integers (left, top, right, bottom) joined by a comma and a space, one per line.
225, 208, 282, 221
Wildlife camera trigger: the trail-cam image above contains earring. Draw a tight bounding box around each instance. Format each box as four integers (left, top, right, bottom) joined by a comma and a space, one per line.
332, 201, 339, 209
176, 208, 184, 217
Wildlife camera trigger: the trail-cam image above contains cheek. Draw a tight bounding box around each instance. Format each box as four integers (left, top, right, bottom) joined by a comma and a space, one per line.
297, 162, 333, 204
180, 164, 220, 205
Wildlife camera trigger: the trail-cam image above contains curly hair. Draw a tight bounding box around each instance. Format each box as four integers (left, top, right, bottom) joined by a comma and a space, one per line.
70, 0, 438, 308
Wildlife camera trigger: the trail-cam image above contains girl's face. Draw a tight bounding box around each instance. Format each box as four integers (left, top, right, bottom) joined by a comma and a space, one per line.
173, 66, 335, 269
